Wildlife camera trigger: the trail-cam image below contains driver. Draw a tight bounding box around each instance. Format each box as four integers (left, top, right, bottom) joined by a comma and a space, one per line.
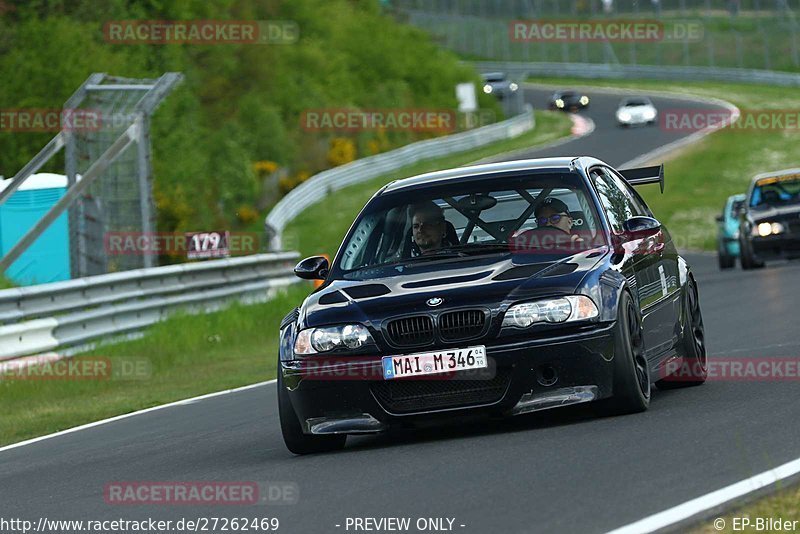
410, 201, 447, 255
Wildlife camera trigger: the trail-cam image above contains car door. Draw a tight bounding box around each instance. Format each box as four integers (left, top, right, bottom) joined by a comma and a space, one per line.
590, 166, 674, 358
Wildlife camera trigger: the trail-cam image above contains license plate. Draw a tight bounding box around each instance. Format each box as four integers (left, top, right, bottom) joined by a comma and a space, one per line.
382, 346, 487, 380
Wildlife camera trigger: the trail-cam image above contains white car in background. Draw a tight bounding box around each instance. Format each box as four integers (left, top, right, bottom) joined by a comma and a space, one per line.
616, 96, 657, 127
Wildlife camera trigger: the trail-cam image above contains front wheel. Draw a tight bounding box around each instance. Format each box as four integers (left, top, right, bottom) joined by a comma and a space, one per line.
598, 291, 650, 415
740, 236, 764, 270
278, 372, 346, 455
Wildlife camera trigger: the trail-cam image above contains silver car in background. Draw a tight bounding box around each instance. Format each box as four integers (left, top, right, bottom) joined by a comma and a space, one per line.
481, 72, 519, 100
616, 96, 657, 127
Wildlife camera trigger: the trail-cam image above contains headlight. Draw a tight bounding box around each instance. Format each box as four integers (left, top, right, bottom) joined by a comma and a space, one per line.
294, 324, 374, 355
753, 222, 785, 237
555, 99, 564, 108
502, 296, 599, 329
580, 95, 589, 105
483, 84, 493, 94
509, 82, 519, 92
617, 111, 632, 122
643, 108, 657, 120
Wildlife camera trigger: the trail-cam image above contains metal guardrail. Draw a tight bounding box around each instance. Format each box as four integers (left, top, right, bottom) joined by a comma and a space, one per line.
264, 108, 536, 250
0, 252, 299, 361
472, 61, 800, 87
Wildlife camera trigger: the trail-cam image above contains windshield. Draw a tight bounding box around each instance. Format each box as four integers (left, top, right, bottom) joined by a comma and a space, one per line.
622, 98, 651, 107
483, 73, 505, 82
334, 172, 605, 278
750, 174, 800, 207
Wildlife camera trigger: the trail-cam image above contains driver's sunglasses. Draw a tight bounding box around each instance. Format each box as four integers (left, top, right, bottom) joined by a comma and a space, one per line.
538, 212, 572, 225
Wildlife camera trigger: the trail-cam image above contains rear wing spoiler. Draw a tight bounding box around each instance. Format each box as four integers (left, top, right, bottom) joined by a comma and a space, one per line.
619, 164, 664, 194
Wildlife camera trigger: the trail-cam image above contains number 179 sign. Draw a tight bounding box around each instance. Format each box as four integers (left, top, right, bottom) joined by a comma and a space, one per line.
186, 231, 231, 259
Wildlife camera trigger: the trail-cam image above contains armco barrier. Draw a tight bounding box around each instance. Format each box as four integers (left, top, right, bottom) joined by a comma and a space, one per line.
265, 107, 535, 250
472, 61, 800, 87
0, 251, 299, 361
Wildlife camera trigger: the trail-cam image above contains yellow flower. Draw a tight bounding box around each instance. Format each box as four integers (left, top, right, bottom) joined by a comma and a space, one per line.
253, 160, 279, 174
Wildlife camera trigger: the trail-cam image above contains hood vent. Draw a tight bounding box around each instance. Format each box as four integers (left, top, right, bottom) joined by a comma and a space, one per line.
493, 263, 550, 281
402, 270, 492, 289
540, 263, 578, 277
343, 284, 391, 299
318, 291, 348, 305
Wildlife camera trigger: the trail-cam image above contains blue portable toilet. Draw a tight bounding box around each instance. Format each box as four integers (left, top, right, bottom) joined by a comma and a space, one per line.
0, 173, 70, 285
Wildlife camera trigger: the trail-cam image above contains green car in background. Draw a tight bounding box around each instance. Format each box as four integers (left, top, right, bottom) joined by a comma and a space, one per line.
716, 194, 746, 269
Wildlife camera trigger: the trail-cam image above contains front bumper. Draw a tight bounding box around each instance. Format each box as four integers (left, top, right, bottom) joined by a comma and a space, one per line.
280, 323, 618, 435
750, 233, 800, 260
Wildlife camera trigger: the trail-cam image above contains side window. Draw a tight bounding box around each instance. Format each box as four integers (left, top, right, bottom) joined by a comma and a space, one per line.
607, 168, 651, 216
591, 167, 639, 233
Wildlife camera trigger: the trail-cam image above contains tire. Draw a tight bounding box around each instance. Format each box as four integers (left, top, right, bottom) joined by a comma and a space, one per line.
656, 278, 707, 389
717, 249, 735, 270
278, 372, 346, 455
739, 236, 764, 270
598, 291, 650, 415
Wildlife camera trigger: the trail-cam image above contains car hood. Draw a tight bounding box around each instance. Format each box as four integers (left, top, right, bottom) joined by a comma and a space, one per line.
618, 105, 654, 118
749, 204, 800, 223
301, 248, 608, 329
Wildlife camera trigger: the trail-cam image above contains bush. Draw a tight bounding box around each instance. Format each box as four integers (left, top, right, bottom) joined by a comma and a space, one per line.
0, 0, 498, 237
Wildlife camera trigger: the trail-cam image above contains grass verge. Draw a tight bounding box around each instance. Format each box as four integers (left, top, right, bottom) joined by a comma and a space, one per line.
0, 110, 572, 447
693, 481, 800, 533
527, 76, 800, 250
0, 284, 311, 447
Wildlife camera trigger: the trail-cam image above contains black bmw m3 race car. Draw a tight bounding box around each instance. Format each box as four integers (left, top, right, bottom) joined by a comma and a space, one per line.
738, 168, 800, 269
278, 157, 707, 454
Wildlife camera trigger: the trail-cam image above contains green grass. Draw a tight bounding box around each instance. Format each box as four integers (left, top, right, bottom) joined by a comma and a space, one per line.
284, 110, 573, 259
0, 284, 311, 446
0, 110, 571, 447
0, 276, 15, 289
527, 76, 800, 250
694, 482, 800, 533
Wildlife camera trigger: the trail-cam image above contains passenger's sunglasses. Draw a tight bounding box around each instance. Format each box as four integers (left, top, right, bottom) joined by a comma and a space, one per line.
538, 212, 572, 225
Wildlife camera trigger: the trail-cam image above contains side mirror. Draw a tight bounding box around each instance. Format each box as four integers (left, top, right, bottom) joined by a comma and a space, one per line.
715, 214, 724, 223
294, 256, 329, 281
622, 216, 662, 240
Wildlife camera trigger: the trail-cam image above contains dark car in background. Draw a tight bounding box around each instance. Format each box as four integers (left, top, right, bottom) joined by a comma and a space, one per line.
278, 157, 707, 454
481, 72, 519, 100
716, 193, 746, 269
548, 90, 590, 112
739, 169, 800, 269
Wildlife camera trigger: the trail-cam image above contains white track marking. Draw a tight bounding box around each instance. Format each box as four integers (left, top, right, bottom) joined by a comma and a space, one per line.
605, 455, 800, 533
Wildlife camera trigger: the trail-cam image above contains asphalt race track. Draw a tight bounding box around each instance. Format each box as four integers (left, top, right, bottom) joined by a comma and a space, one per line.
3, 87, 800, 534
